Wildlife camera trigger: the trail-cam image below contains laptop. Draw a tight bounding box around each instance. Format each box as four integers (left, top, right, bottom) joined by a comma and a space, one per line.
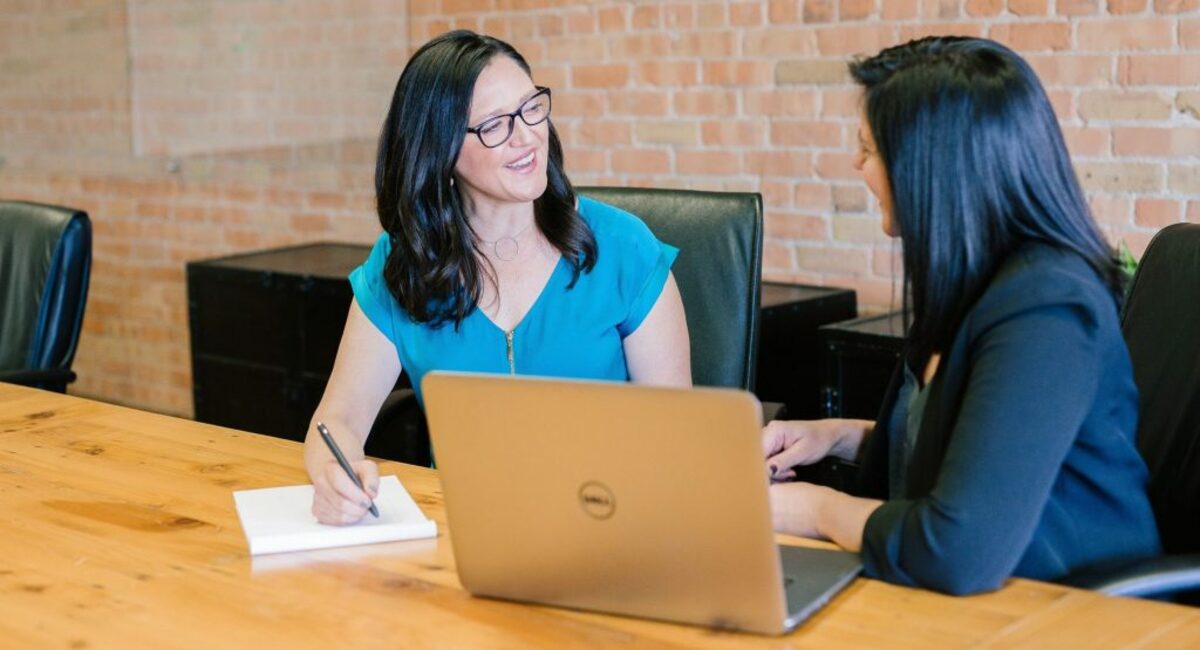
422, 372, 862, 636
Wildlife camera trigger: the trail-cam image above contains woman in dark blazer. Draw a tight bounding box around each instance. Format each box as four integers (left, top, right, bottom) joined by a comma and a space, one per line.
763, 37, 1161, 595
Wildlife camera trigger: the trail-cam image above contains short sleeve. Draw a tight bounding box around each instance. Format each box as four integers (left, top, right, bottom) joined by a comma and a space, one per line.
348, 233, 398, 343
616, 226, 679, 338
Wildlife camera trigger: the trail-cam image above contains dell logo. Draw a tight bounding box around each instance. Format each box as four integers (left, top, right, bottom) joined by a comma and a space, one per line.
578, 481, 616, 520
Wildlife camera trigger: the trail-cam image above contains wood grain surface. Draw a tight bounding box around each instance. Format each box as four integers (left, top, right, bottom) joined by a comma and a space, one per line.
1, 383, 1196, 649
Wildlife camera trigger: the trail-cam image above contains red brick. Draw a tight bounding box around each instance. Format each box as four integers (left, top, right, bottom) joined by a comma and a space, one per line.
804, 0, 836, 22
703, 61, 774, 86
1061, 126, 1111, 157
730, 2, 765, 26
677, 150, 742, 175
884, 0, 921, 18
965, 0, 1004, 15
743, 28, 819, 57
1134, 198, 1181, 229
1188, 201, 1200, 224
763, 240, 797, 271
769, 0, 803, 22
564, 9, 595, 34
673, 90, 738, 116
573, 64, 629, 88
634, 61, 699, 86
745, 151, 816, 177
1120, 55, 1200, 86
1154, 0, 1199, 12
608, 91, 669, 116
898, 22, 985, 42
816, 25, 895, 56
766, 214, 830, 241
611, 148, 670, 174
697, 3, 727, 27
1008, 0, 1051, 14
770, 120, 846, 147
841, 0, 876, 20
574, 121, 633, 146
1057, 0, 1100, 13
1077, 20, 1175, 51
761, 180, 794, 208
1078, 91, 1173, 121
745, 89, 820, 117
1027, 55, 1115, 86
816, 152, 859, 180
611, 33, 670, 59
1185, 19, 1200, 48
988, 22, 1072, 52
1107, 0, 1148, 10
1077, 162, 1164, 193
631, 5, 662, 29
597, 7, 626, 31
702, 120, 768, 147
665, 3, 697, 28
672, 31, 736, 57
556, 93, 611, 120
796, 182, 835, 207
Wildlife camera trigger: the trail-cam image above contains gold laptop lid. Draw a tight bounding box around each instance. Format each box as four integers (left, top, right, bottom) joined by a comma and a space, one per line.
423, 372, 792, 634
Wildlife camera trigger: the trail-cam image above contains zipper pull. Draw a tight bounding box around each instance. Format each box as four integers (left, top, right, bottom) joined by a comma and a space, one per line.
505, 329, 516, 375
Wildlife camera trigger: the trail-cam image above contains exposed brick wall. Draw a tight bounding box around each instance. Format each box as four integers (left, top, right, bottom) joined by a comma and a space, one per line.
2, 0, 1198, 416
127, 0, 409, 156
0, 1, 132, 160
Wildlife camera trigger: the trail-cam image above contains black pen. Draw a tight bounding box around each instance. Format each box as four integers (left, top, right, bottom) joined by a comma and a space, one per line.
316, 421, 379, 518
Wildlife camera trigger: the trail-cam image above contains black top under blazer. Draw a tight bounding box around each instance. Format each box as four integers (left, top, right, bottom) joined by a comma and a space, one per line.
857, 243, 1161, 595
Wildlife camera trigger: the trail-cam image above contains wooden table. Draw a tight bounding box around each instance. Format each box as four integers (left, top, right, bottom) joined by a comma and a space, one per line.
2, 383, 1198, 649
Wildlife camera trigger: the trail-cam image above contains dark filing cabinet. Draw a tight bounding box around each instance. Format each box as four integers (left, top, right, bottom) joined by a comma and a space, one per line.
187, 243, 368, 442
755, 283, 857, 419
818, 311, 907, 420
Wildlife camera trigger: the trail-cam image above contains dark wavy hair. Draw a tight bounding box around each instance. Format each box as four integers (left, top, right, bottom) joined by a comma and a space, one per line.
849, 36, 1124, 368
375, 30, 596, 328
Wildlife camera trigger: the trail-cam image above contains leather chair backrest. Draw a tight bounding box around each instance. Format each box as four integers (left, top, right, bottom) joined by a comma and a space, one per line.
1120, 223, 1200, 554
0, 201, 92, 373
578, 187, 763, 390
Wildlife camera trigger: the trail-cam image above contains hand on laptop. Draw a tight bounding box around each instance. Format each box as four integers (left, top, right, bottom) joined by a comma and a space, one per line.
311, 458, 380, 525
762, 419, 872, 481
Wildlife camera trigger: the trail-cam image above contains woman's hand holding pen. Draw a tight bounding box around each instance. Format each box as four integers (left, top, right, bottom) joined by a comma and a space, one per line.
312, 457, 380, 526
761, 419, 872, 481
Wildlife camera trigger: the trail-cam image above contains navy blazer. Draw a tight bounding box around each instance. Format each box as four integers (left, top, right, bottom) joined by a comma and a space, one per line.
857, 244, 1161, 595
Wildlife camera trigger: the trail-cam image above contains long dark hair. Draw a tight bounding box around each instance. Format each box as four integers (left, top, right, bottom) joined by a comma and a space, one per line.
849, 36, 1124, 368
375, 30, 596, 328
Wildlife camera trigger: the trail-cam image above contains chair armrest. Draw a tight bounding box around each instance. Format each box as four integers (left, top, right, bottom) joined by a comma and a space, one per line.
367, 388, 432, 467
761, 401, 787, 424
1060, 554, 1200, 598
0, 368, 76, 392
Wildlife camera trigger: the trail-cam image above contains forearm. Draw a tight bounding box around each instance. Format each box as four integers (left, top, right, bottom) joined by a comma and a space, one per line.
769, 482, 882, 551
815, 487, 883, 552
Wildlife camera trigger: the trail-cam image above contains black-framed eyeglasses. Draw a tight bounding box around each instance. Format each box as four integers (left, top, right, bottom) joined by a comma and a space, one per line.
466, 87, 552, 148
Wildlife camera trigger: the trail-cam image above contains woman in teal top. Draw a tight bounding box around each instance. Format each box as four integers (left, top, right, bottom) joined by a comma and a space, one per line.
351, 195, 679, 405
304, 31, 690, 525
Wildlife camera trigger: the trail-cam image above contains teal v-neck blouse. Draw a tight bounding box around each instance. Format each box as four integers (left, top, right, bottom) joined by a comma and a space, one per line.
349, 197, 679, 404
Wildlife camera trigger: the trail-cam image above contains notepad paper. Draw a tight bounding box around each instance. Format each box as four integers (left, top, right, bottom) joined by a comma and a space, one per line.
233, 475, 437, 555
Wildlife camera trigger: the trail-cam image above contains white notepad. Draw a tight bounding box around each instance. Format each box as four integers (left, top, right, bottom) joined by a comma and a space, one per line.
233, 475, 437, 555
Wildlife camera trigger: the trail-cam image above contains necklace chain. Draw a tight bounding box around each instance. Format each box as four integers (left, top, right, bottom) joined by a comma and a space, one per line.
477, 221, 535, 262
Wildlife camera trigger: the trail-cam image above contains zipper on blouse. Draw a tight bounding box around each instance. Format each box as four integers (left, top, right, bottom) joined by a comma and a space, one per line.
505, 329, 516, 375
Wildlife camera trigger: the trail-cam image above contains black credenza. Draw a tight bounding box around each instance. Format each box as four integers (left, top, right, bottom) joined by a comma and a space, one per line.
187, 242, 859, 449
818, 311, 907, 420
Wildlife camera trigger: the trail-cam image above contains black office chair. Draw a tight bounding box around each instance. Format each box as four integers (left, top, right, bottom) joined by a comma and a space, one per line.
0, 200, 92, 393
1062, 223, 1200, 601
367, 187, 766, 466
577, 186, 764, 389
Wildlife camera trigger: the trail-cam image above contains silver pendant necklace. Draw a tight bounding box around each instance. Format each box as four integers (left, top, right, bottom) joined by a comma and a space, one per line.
480, 221, 534, 262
